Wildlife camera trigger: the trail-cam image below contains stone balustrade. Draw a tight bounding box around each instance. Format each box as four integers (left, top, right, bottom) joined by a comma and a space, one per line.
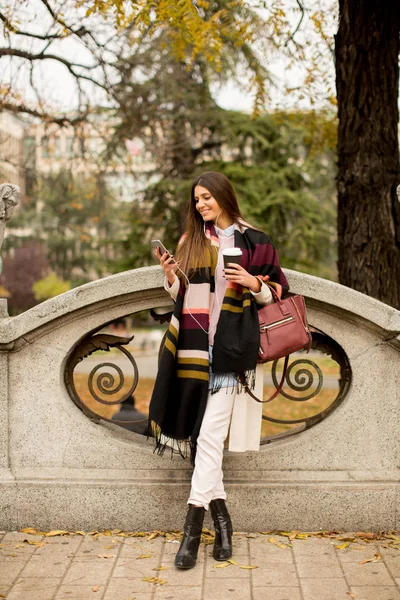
0, 265, 399, 531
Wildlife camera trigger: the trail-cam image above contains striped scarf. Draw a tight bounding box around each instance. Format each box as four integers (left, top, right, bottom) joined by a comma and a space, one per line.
149, 221, 289, 460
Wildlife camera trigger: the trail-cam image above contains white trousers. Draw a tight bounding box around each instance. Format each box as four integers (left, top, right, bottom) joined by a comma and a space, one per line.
188, 371, 263, 510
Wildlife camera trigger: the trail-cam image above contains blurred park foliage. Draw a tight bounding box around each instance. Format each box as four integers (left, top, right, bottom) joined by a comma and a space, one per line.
1, 0, 400, 309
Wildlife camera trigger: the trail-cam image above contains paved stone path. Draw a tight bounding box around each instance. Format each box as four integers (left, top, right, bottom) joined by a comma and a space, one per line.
1, 530, 400, 600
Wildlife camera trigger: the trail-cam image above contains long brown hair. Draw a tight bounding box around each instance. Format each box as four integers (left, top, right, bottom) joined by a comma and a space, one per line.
175, 172, 245, 277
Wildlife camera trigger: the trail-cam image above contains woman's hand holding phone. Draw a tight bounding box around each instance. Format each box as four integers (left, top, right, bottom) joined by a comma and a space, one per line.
155, 246, 179, 286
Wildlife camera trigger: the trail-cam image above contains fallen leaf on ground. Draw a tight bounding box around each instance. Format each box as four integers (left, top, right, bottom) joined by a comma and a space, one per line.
268, 537, 291, 549
360, 552, 382, 564
97, 553, 116, 559
75, 531, 86, 536
239, 565, 258, 569
142, 576, 167, 584
336, 542, 350, 549
153, 566, 167, 571
214, 562, 231, 568
355, 532, 376, 540
20, 528, 39, 534
346, 593, 357, 598
137, 554, 152, 559
92, 586, 100, 592
44, 530, 69, 537
104, 545, 117, 550
227, 559, 238, 565
22, 540, 45, 547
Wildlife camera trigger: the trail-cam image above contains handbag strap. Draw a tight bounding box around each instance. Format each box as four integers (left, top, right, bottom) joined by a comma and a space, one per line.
240, 355, 289, 404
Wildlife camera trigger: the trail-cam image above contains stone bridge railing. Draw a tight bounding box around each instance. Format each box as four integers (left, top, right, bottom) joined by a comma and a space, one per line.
0, 266, 400, 532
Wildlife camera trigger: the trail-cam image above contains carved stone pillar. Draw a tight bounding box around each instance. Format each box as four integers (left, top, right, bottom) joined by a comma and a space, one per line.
0, 183, 20, 318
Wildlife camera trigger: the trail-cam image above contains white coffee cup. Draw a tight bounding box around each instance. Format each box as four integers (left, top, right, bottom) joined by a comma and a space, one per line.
222, 247, 243, 269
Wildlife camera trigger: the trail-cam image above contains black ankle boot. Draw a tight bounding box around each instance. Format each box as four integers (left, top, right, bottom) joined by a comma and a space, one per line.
175, 504, 205, 569
209, 499, 233, 561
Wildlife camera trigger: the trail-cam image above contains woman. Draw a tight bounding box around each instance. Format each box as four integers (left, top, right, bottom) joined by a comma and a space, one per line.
149, 171, 288, 569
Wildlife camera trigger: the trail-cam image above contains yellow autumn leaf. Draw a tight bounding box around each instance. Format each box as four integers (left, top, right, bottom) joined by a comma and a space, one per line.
104, 545, 117, 550
44, 530, 69, 537
153, 566, 167, 571
0, 594, 6, 598
7, 553, 18, 557
75, 531, 86, 536
214, 562, 231, 568
22, 540, 45, 547
97, 553, 116, 559
20, 528, 39, 534
268, 537, 291, 549
142, 576, 167, 584
227, 559, 238, 565
147, 532, 158, 540
239, 565, 258, 569
137, 554, 152, 559
336, 542, 350, 549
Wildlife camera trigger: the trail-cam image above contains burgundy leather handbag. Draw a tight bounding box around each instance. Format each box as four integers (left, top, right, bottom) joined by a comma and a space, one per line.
242, 284, 312, 404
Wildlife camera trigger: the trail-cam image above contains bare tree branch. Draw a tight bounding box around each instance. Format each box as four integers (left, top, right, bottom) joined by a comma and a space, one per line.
0, 47, 98, 72
0, 100, 89, 127
286, 0, 305, 46
39, 0, 90, 38
0, 12, 63, 40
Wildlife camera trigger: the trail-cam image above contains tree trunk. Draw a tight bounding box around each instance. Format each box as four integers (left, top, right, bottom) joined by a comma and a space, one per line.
335, 0, 400, 309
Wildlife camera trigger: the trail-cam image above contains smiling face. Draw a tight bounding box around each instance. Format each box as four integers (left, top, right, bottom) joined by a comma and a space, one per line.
194, 185, 232, 228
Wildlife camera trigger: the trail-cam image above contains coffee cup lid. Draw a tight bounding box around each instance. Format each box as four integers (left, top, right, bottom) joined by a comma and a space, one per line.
222, 248, 242, 256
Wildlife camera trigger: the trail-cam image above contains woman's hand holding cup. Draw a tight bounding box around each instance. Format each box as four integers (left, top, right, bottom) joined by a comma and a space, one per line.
223, 248, 261, 292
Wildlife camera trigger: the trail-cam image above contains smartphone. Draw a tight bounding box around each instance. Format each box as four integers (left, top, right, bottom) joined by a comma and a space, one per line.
151, 239, 175, 263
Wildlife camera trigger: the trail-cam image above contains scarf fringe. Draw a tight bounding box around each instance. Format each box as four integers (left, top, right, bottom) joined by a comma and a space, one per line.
148, 419, 196, 463
236, 368, 257, 394
210, 368, 257, 395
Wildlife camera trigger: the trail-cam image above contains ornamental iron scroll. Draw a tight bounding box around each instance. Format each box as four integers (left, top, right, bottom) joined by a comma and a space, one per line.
260, 328, 352, 444
65, 318, 351, 444
65, 333, 140, 425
